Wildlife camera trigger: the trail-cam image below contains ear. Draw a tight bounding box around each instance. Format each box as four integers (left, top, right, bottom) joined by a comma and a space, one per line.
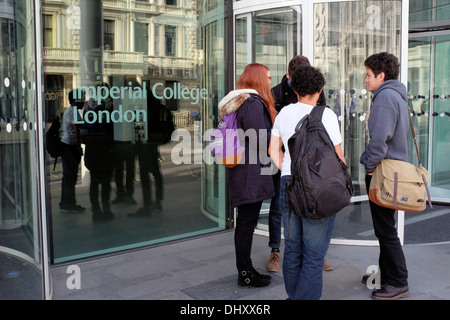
286, 72, 290, 79
378, 71, 386, 82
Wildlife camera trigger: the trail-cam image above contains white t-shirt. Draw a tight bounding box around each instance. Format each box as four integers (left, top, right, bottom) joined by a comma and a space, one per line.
272, 102, 343, 177
61, 106, 81, 145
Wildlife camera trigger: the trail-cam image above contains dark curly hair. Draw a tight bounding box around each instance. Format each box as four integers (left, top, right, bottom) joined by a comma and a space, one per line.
364, 52, 400, 80
290, 65, 326, 97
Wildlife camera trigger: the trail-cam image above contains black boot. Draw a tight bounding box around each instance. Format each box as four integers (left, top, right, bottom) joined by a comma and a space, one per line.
251, 267, 271, 280
238, 269, 271, 287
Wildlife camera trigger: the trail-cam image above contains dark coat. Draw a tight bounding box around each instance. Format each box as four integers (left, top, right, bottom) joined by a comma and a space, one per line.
272, 75, 327, 111
81, 102, 114, 172
218, 89, 275, 208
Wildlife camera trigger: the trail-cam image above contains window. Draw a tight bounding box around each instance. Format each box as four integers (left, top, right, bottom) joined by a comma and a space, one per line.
166, 0, 177, 6
43, 14, 53, 47
165, 25, 177, 56
135, 23, 149, 55
104, 19, 115, 50
41, 0, 227, 265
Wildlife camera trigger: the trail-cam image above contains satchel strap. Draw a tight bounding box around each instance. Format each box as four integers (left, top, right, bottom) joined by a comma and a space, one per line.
422, 173, 433, 209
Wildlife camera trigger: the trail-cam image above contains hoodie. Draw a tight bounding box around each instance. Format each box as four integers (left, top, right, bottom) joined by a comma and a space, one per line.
272, 75, 327, 111
218, 89, 275, 208
360, 80, 410, 173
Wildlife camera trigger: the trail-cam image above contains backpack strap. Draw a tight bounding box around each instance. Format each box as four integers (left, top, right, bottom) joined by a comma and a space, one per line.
310, 105, 327, 122
294, 113, 309, 132
294, 105, 327, 133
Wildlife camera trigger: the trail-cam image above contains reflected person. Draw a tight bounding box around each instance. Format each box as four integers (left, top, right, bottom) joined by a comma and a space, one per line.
129, 91, 165, 216
112, 78, 137, 205
81, 85, 115, 219
59, 89, 85, 213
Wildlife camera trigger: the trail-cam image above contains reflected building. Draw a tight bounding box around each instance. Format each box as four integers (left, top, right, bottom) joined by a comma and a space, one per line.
43, 0, 203, 123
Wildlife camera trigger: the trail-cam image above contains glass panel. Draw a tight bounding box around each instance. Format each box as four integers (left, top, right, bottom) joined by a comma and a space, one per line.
408, 33, 450, 201
407, 36, 431, 169
200, 0, 228, 227
235, 6, 301, 231
235, 15, 247, 79
253, 7, 301, 85
314, 0, 402, 197
0, 0, 44, 299
432, 35, 450, 195
235, 6, 301, 84
43, 0, 227, 263
314, 1, 402, 240
410, 0, 450, 24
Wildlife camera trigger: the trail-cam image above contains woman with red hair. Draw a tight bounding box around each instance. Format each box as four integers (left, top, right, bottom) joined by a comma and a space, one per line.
218, 63, 276, 287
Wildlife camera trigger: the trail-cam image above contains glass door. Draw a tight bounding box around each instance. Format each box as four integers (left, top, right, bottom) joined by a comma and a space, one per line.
431, 35, 450, 200
233, 0, 409, 244
0, 0, 48, 299
234, 3, 302, 232
406, 32, 450, 244
235, 5, 301, 85
200, 1, 228, 227
408, 33, 450, 202
408, 0, 450, 202
313, 0, 404, 244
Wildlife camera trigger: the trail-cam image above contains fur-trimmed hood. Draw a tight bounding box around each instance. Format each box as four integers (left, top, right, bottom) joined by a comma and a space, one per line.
218, 89, 258, 117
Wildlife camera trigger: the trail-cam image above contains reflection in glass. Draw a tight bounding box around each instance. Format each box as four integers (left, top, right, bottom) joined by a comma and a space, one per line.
409, 34, 450, 197
432, 36, 450, 193
43, 0, 227, 263
253, 7, 300, 84
314, 0, 402, 197
313, 1, 402, 242
235, 7, 301, 84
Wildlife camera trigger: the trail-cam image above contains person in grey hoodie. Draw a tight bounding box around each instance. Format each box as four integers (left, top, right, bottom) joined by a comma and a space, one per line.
360, 52, 410, 300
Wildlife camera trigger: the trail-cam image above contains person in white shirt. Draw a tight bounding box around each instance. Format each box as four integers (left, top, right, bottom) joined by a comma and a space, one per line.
269, 65, 345, 300
59, 90, 85, 213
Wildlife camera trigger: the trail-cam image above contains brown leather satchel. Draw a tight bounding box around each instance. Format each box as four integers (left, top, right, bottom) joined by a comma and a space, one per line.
369, 109, 432, 212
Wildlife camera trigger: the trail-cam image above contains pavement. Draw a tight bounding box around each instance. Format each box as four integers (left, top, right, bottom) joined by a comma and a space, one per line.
49, 230, 450, 301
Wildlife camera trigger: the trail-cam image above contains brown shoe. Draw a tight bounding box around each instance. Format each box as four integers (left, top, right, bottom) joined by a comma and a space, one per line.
323, 259, 333, 271
266, 251, 280, 272
371, 285, 410, 300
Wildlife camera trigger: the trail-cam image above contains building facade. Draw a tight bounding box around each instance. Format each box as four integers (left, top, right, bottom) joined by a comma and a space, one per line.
1, 0, 449, 299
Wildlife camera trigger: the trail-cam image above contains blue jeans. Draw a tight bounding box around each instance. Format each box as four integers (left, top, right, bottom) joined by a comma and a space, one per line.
268, 170, 282, 249
280, 175, 336, 300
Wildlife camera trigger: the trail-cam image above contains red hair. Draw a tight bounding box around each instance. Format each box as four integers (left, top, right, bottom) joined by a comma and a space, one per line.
237, 63, 277, 123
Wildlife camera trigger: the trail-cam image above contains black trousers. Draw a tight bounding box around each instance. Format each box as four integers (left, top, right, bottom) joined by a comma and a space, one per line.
235, 201, 262, 272
365, 174, 408, 287
113, 143, 136, 197
60, 143, 81, 206
90, 170, 112, 211
138, 143, 163, 207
